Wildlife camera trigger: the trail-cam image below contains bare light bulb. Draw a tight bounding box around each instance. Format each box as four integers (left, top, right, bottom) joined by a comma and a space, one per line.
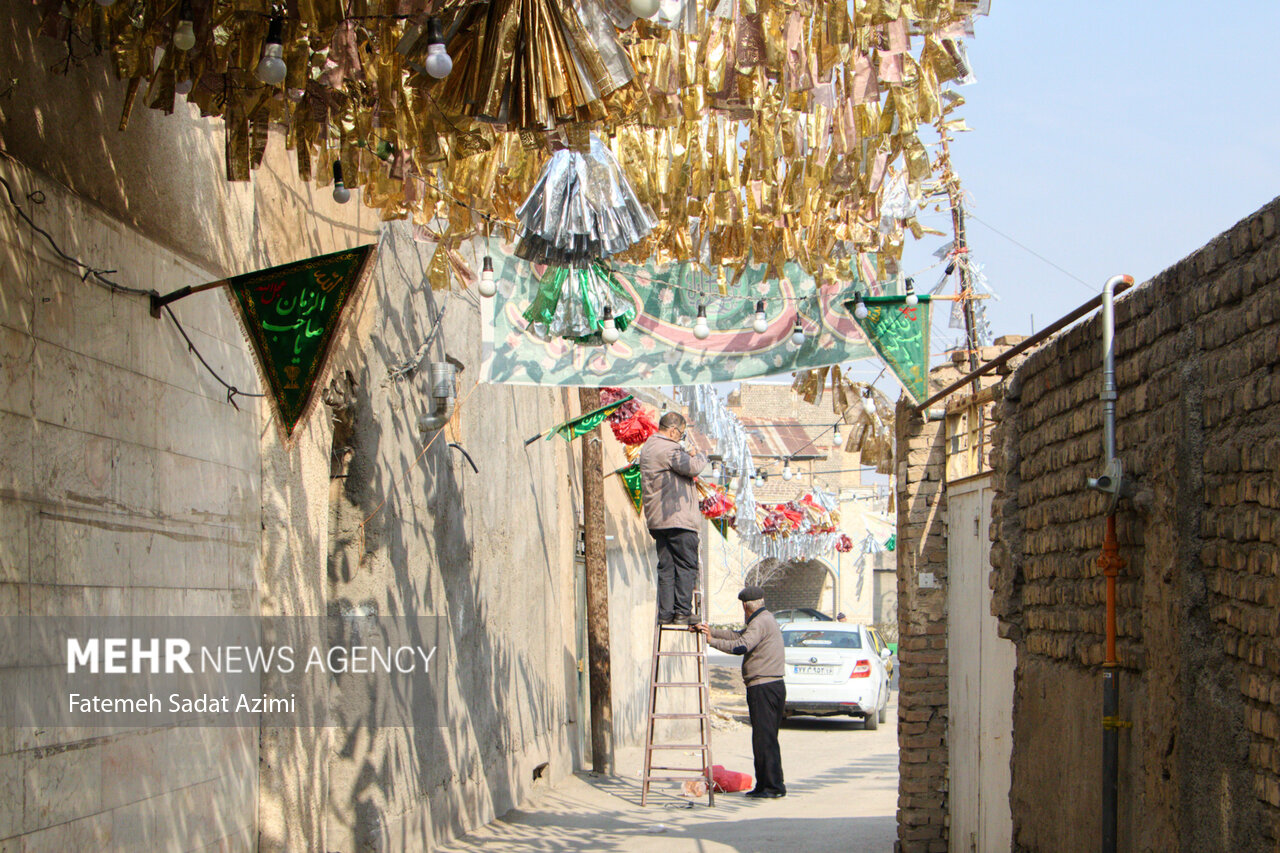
752, 299, 768, 334
630, 0, 661, 17
854, 293, 869, 319
861, 391, 876, 417
477, 256, 497, 298
255, 17, 287, 86
904, 277, 919, 307
782, 463, 794, 481
790, 321, 805, 347
173, 19, 197, 51
174, 77, 194, 95
693, 304, 710, 340
601, 306, 620, 344
331, 160, 351, 204
423, 18, 452, 79
832, 424, 842, 445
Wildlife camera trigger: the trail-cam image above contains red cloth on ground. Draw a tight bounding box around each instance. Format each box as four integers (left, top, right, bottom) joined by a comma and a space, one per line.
710, 765, 754, 793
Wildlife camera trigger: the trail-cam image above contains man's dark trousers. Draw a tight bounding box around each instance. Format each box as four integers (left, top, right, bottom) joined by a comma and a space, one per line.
746, 679, 786, 794
650, 527, 698, 621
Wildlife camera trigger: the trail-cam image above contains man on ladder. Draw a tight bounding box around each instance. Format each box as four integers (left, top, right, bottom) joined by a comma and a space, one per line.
639, 412, 708, 625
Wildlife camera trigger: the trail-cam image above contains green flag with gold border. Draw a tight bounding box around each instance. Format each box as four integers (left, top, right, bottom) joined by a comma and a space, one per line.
616, 462, 643, 515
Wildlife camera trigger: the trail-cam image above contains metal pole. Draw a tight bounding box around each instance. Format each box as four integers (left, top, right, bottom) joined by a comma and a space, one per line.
939, 134, 980, 375
578, 387, 614, 774
1099, 515, 1125, 853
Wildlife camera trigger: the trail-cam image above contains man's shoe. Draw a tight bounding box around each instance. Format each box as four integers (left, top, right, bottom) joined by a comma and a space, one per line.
674, 613, 698, 626
658, 615, 676, 625
744, 789, 785, 799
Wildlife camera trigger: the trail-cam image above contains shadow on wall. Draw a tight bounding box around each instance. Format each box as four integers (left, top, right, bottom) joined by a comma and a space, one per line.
318, 224, 571, 851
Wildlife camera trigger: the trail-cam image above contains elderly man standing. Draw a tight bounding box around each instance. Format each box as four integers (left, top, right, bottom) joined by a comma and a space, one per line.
695, 587, 787, 798
639, 411, 708, 625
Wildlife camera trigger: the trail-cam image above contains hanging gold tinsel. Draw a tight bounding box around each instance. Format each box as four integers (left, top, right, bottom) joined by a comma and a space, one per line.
41, 0, 985, 279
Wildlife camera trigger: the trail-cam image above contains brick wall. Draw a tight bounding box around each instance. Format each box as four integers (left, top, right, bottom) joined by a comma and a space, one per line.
894, 359, 964, 853
988, 197, 1280, 850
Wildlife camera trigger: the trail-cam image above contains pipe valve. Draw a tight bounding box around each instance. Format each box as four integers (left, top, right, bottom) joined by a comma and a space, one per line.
1087, 458, 1125, 513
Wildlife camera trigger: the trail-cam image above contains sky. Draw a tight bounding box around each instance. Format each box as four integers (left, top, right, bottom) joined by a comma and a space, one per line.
834, 1, 1280, 394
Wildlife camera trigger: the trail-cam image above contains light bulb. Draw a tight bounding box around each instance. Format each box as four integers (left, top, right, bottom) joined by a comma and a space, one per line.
782, 464, 794, 481
477, 256, 497, 298
711, 461, 722, 477
630, 0, 661, 17
331, 161, 351, 204
601, 306, 620, 344
752, 299, 768, 334
255, 17, 287, 86
173, 19, 196, 51
854, 293, 869, 320
693, 304, 710, 340
861, 392, 876, 417
423, 17, 452, 79
832, 425, 842, 445
790, 321, 805, 347
174, 77, 194, 95
904, 277, 918, 307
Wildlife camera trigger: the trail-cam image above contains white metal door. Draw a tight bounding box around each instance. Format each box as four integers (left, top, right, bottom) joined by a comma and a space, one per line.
947, 475, 1014, 853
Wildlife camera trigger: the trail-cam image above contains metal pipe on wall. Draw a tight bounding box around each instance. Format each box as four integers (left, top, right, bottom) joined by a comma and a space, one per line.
1087, 274, 1133, 853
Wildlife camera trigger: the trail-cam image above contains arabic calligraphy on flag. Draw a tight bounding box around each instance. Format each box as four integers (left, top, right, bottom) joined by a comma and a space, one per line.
227, 245, 376, 441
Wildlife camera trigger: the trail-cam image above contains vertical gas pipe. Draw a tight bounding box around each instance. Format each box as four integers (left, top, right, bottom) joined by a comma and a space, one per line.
1087, 274, 1133, 853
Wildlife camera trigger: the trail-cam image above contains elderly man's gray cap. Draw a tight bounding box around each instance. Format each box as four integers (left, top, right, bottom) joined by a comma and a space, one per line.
738, 586, 765, 602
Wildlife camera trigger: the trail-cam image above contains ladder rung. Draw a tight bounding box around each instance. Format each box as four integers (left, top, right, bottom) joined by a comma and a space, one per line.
655, 651, 704, 657
649, 713, 709, 719
649, 765, 708, 772
653, 682, 705, 687
644, 775, 710, 782
659, 624, 698, 631
647, 744, 710, 750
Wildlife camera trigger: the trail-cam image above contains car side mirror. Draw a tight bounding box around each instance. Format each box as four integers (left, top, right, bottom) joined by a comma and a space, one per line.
880, 647, 891, 659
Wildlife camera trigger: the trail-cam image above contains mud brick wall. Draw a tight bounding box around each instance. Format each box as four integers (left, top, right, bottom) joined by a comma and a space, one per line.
989, 197, 1280, 851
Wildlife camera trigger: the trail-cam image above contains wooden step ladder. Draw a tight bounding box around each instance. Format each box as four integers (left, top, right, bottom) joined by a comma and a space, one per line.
641, 589, 714, 806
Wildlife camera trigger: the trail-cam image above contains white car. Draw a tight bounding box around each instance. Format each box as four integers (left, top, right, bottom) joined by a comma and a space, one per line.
781, 623, 892, 729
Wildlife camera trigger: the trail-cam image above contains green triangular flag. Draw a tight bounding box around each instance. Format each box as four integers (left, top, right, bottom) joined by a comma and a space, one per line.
616, 462, 643, 515
227, 245, 377, 442
846, 296, 932, 405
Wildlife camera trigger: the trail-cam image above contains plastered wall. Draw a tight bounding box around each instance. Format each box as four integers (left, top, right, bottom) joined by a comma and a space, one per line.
0, 5, 647, 851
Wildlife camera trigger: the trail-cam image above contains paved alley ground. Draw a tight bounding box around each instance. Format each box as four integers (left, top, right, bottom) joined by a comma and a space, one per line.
439, 656, 899, 853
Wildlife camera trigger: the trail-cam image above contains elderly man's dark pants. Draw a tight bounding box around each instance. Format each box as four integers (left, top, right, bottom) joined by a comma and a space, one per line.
746, 679, 787, 794
650, 527, 698, 621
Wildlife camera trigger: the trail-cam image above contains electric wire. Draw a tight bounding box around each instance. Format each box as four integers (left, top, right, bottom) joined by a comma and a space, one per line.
0, 169, 264, 407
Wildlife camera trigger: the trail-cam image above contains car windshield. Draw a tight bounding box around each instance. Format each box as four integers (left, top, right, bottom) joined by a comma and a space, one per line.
783, 630, 862, 649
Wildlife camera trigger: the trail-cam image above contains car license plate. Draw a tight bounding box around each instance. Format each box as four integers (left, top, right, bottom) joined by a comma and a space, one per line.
792, 665, 831, 675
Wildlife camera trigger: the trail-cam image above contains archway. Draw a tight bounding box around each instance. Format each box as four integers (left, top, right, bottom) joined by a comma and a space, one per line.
744, 557, 838, 617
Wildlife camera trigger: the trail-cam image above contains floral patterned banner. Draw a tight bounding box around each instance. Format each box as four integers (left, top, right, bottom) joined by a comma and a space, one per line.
481, 247, 878, 386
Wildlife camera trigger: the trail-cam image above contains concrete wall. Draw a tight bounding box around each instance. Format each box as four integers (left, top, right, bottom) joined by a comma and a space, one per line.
0, 5, 642, 850
987, 197, 1280, 851
318, 226, 580, 851
0, 149, 265, 852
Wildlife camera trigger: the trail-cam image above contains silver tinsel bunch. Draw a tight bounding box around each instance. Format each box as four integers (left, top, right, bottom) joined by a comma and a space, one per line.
515, 134, 656, 266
